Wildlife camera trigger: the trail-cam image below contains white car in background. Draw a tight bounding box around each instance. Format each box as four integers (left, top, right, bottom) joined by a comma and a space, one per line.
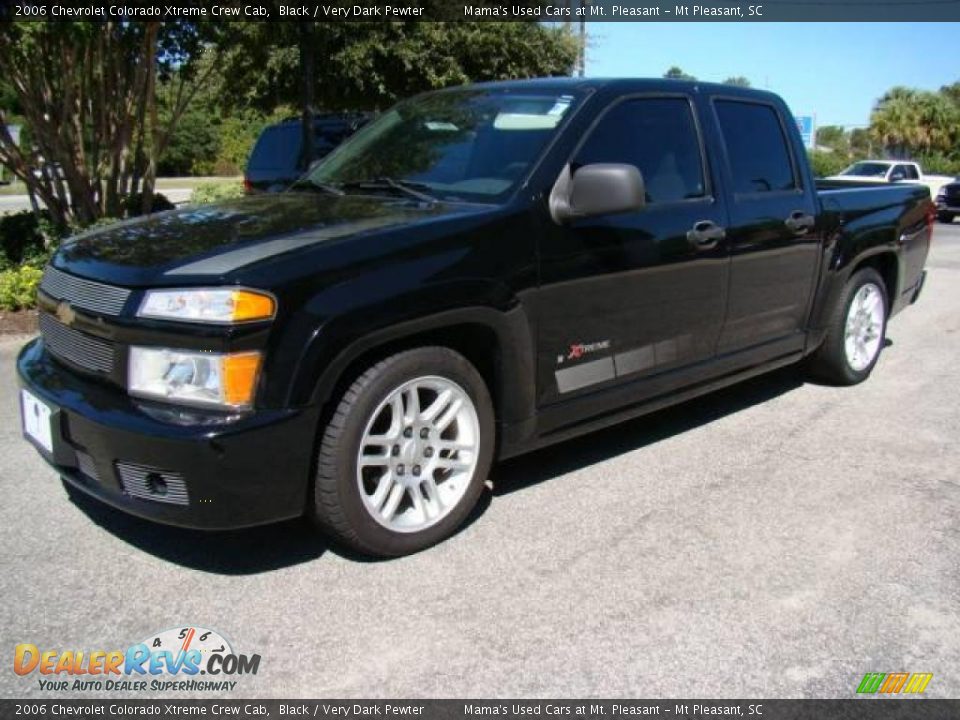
828, 160, 952, 199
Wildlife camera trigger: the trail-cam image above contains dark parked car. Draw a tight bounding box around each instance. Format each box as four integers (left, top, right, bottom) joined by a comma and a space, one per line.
20, 79, 932, 557
935, 177, 960, 223
243, 114, 369, 193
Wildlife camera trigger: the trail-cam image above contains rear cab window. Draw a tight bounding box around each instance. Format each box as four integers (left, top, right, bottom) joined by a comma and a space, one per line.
714, 99, 798, 195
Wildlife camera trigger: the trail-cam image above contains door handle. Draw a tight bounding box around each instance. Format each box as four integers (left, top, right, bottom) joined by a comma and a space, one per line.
687, 220, 726, 250
785, 211, 815, 234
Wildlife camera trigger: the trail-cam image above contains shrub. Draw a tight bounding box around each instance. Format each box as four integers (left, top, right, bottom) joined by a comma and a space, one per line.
807, 150, 849, 178
122, 192, 175, 217
0, 210, 47, 266
914, 153, 960, 177
0, 265, 44, 311
190, 180, 245, 204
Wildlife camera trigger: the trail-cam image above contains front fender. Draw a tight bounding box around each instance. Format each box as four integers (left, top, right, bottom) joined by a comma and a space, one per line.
272, 271, 537, 429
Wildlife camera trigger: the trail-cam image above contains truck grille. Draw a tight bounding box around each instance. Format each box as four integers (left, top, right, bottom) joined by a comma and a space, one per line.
116, 462, 189, 506
39, 313, 115, 374
40, 266, 131, 317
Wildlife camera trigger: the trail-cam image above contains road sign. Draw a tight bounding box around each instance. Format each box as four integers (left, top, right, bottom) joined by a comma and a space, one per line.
795, 115, 815, 149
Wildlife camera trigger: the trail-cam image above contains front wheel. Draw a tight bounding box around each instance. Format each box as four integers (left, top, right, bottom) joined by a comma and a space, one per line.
938, 211, 955, 224
311, 347, 494, 557
807, 267, 888, 385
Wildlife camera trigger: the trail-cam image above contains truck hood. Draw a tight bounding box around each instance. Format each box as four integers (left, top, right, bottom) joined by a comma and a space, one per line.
53, 193, 491, 286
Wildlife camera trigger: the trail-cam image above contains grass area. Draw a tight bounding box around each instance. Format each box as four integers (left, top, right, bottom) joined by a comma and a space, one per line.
0, 180, 27, 196
156, 176, 241, 190
0, 176, 241, 196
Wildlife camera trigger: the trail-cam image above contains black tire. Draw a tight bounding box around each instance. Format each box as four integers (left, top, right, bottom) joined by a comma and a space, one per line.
807, 267, 888, 386
938, 212, 955, 224
311, 347, 495, 557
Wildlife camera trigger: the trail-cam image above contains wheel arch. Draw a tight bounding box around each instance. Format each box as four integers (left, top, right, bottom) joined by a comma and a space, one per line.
848, 250, 899, 308
300, 307, 537, 435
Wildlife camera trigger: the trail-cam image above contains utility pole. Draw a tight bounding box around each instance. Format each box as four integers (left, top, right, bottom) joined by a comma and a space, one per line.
299, 22, 316, 171
578, 0, 589, 77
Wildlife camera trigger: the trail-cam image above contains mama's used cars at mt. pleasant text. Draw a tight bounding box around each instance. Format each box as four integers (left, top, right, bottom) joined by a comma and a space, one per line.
19, 78, 932, 556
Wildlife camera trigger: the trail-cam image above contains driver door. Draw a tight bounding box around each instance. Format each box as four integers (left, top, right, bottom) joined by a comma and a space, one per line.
536, 95, 730, 418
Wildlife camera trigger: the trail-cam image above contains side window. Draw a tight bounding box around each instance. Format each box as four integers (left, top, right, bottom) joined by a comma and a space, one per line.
574, 98, 705, 205
905, 165, 920, 180
891, 165, 908, 181
715, 100, 796, 194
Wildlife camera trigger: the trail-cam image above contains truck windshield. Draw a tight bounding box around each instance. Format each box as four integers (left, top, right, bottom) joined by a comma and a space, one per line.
841, 162, 890, 178
305, 89, 580, 203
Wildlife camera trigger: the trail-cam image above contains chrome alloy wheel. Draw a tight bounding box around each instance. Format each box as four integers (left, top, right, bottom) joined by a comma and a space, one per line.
356, 376, 480, 533
844, 282, 884, 372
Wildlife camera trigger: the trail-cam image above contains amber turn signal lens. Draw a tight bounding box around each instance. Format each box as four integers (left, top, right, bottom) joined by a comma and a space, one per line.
231, 291, 275, 322
222, 352, 263, 407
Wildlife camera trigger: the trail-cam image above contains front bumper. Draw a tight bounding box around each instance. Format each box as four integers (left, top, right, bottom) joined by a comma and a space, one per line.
17, 338, 320, 530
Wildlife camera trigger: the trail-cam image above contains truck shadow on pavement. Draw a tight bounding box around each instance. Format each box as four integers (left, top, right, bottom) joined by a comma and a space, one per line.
65, 363, 815, 572
64, 486, 330, 574
488, 364, 808, 498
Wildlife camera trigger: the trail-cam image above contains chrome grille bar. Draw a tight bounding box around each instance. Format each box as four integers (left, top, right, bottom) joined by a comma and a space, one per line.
40, 266, 131, 317
39, 313, 115, 374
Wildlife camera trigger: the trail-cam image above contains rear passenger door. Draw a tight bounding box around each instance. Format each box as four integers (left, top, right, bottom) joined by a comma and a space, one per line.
711, 97, 821, 355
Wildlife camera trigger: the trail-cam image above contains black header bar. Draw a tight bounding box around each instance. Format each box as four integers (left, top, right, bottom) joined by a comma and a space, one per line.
5, 0, 960, 22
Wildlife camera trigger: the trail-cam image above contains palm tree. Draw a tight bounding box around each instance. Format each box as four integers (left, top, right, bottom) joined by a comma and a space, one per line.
870, 87, 919, 157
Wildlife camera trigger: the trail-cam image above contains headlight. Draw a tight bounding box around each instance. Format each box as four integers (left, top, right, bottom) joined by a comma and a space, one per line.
128, 347, 262, 409
138, 288, 275, 324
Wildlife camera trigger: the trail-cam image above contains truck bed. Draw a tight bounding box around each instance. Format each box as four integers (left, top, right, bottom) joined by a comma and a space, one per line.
816, 179, 932, 314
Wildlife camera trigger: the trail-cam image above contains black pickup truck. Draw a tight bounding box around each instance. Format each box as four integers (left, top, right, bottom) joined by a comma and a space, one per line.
18, 79, 933, 557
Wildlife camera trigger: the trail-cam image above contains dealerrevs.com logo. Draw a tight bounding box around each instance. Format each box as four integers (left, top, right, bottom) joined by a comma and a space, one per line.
14, 626, 261, 693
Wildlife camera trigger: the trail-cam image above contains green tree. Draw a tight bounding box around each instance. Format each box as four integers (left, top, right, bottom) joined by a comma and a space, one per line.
849, 128, 873, 157
869, 87, 919, 157
939, 81, 960, 107
0, 22, 218, 226
722, 76, 751, 87
807, 150, 848, 178
664, 66, 697, 81
218, 22, 578, 114
815, 125, 848, 153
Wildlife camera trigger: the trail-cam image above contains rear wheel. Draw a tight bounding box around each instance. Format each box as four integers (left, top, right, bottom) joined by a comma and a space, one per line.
807, 267, 888, 385
311, 347, 494, 557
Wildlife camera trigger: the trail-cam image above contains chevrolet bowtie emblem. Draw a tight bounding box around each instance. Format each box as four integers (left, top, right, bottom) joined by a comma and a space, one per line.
56, 301, 76, 326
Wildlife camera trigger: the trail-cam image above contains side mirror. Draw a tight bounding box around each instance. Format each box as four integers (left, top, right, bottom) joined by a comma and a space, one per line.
550, 163, 646, 224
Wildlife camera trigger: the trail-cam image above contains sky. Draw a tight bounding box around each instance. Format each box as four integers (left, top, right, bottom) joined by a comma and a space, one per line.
585, 23, 960, 128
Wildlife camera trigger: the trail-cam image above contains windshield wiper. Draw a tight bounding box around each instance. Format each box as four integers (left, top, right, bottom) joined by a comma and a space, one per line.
288, 177, 345, 196
340, 177, 437, 203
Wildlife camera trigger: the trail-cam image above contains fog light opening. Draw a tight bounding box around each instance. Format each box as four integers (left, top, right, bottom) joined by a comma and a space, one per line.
145, 473, 168, 496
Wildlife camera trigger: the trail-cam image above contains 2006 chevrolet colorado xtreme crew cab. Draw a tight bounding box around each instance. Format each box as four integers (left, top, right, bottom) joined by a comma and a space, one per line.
18, 79, 932, 556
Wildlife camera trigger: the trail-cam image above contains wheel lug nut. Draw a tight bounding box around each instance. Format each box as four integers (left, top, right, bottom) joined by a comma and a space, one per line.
396, 464, 405, 476
420, 428, 429, 439
403, 427, 413, 438
413, 465, 421, 476
392, 445, 400, 456
424, 447, 434, 457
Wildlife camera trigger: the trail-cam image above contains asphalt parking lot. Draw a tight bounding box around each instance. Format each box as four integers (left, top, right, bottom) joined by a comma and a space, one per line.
1, 223, 958, 700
